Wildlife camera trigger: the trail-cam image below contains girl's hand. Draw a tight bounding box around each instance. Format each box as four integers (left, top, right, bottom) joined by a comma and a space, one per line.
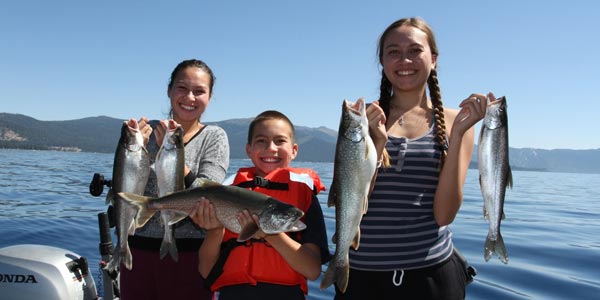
189, 197, 223, 231
453, 92, 493, 136
366, 100, 388, 149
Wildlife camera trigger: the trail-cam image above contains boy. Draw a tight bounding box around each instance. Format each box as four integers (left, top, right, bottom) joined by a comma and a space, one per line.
190, 110, 330, 300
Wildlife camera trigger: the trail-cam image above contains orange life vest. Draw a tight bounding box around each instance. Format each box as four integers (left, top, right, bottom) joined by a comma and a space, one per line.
210, 167, 325, 294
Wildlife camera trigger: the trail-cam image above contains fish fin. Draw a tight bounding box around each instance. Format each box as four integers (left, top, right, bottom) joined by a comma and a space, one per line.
159, 225, 179, 262
197, 178, 221, 188
484, 231, 508, 264
361, 195, 369, 215
506, 166, 513, 189
320, 258, 350, 292
104, 251, 121, 273
483, 204, 489, 220
127, 218, 137, 236
124, 243, 133, 270
106, 188, 114, 205
327, 181, 338, 207
351, 228, 360, 251
167, 212, 189, 225
237, 222, 260, 242
118, 192, 155, 228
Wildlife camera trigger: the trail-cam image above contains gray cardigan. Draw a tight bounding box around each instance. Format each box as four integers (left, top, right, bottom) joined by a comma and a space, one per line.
135, 122, 230, 240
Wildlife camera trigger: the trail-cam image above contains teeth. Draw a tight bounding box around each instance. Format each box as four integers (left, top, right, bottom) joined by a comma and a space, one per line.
180, 104, 195, 111
262, 157, 280, 163
396, 70, 415, 76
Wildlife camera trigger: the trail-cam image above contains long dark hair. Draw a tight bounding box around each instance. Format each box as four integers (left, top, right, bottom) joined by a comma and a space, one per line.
377, 17, 448, 166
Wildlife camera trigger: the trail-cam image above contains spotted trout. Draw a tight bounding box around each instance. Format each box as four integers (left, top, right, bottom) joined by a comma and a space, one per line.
105, 119, 150, 272
155, 120, 185, 262
119, 179, 306, 242
478, 96, 512, 264
320, 98, 377, 292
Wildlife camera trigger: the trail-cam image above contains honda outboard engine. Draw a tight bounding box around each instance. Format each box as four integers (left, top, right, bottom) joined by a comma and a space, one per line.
0, 244, 98, 300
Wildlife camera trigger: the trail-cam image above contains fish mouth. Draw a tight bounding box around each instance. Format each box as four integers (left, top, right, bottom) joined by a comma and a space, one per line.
344, 98, 365, 116
288, 220, 306, 231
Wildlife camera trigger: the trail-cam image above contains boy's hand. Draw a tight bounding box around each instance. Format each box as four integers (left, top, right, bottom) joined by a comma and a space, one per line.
238, 210, 266, 239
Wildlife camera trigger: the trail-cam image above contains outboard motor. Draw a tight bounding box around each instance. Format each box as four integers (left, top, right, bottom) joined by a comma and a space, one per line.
0, 244, 98, 300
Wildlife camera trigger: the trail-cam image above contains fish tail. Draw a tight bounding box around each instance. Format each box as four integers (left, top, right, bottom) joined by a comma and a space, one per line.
159, 238, 179, 262
320, 259, 350, 292
104, 251, 120, 273
124, 243, 133, 270
484, 231, 509, 264
159, 223, 179, 262
118, 192, 156, 228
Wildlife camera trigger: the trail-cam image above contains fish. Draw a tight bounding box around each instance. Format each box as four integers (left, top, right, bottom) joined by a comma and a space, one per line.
119, 179, 306, 242
154, 120, 185, 262
320, 98, 377, 292
478, 96, 512, 264
105, 119, 151, 272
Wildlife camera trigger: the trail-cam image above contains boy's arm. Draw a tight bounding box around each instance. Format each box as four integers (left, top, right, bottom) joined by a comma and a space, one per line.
189, 198, 225, 278
264, 234, 322, 281
199, 227, 225, 278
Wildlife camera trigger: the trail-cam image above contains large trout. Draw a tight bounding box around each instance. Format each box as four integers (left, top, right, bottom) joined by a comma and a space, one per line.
119, 179, 306, 242
105, 119, 150, 272
320, 98, 377, 292
479, 96, 511, 264
155, 120, 185, 262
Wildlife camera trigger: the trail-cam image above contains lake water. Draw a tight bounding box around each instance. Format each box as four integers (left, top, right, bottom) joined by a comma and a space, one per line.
1, 149, 599, 299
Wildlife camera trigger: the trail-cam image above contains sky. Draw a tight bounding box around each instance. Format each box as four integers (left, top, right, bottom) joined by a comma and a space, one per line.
1, 0, 598, 150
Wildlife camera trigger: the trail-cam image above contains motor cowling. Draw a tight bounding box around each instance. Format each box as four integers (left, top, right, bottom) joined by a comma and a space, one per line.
0, 244, 98, 300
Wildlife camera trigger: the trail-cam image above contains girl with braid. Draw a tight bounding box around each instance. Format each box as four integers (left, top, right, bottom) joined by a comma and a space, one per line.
335, 17, 491, 300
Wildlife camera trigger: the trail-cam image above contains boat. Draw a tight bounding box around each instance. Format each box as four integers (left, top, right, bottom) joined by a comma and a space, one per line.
0, 173, 119, 300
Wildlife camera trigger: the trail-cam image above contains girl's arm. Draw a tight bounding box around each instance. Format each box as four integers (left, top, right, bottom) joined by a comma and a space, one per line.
433, 93, 489, 226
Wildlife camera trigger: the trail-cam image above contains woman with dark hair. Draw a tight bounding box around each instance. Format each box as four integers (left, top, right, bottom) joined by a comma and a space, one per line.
121, 59, 230, 300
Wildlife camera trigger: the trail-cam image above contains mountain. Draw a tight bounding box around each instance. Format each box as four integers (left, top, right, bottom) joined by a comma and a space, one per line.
0, 113, 337, 162
1, 113, 598, 173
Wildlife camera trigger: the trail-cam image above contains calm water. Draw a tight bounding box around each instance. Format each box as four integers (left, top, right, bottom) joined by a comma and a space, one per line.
1, 149, 599, 299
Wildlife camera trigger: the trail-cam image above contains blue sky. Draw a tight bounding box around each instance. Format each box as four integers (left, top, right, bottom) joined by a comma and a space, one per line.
1, 0, 598, 150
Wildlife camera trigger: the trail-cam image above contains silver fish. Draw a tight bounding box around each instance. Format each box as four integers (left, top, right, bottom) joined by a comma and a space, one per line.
320, 98, 377, 292
155, 121, 185, 262
105, 120, 150, 272
478, 96, 512, 264
119, 179, 306, 242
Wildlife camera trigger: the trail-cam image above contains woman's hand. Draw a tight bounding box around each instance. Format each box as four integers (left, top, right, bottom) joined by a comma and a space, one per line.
138, 117, 153, 147
189, 197, 223, 231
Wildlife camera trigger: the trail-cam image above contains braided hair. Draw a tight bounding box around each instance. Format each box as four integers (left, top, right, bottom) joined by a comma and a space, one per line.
376, 17, 448, 167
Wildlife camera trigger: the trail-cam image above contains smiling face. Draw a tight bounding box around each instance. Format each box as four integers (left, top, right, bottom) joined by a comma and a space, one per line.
380, 24, 437, 94
167, 66, 212, 124
246, 118, 298, 177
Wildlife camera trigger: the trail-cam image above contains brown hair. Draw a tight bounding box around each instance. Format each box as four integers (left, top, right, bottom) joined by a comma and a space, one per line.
377, 17, 449, 166
247, 110, 296, 144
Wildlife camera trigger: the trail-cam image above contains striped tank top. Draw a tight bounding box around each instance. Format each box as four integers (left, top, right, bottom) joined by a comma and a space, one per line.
348, 123, 454, 271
